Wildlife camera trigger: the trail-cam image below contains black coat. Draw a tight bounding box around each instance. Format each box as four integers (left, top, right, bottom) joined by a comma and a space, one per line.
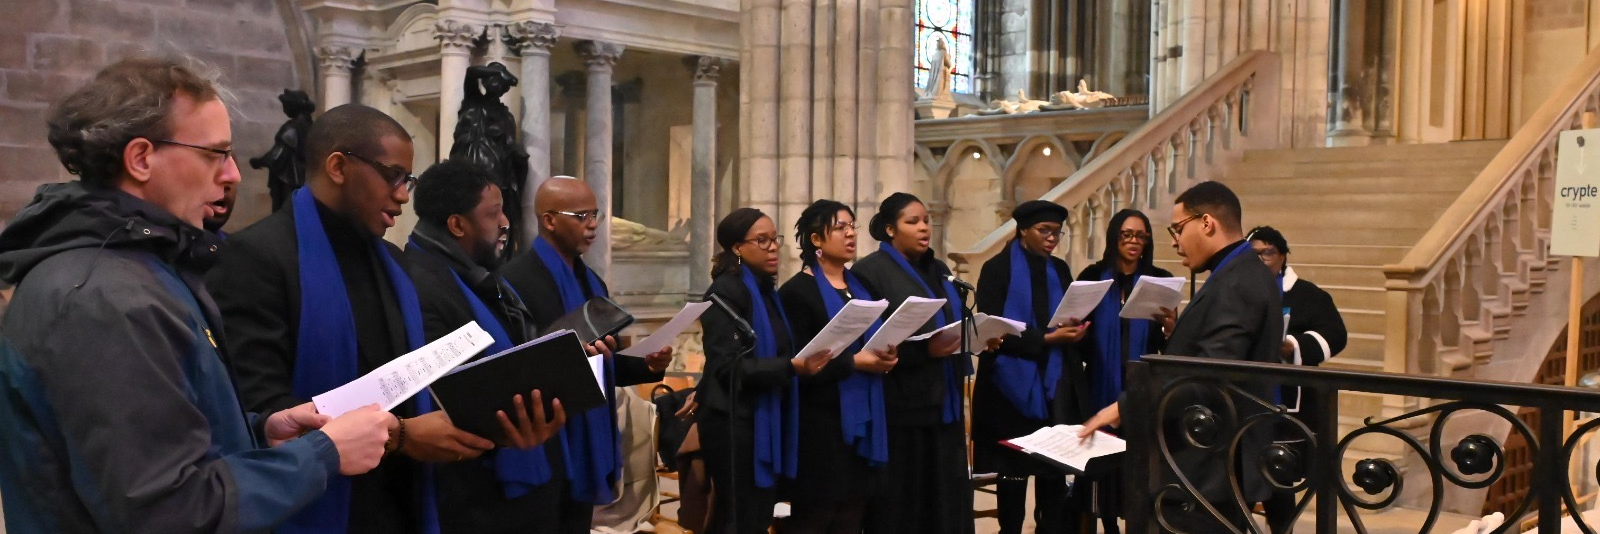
973, 244, 1090, 434
698, 271, 797, 418
1279, 266, 1347, 426
205, 198, 423, 534
851, 249, 963, 428
497, 246, 663, 387
1159, 240, 1283, 504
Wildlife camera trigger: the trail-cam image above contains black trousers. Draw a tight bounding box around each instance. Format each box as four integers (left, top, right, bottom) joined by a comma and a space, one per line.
699, 412, 779, 534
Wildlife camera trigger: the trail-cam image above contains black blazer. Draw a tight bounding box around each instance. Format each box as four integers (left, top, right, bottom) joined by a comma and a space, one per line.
699, 271, 797, 418
1159, 241, 1283, 504
851, 249, 961, 427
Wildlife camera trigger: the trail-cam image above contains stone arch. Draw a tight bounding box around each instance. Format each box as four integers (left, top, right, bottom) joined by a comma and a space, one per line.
934, 138, 1004, 200
1003, 135, 1079, 204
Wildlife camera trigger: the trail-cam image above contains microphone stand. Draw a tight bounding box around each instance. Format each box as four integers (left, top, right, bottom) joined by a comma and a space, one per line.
953, 281, 977, 481
706, 294, 756, 533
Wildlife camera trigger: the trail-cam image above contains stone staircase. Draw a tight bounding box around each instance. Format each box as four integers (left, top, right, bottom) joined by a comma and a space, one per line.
1152, 141, 1506, 376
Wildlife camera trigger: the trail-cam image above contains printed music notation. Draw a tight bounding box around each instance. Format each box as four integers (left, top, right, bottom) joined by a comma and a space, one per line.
313, 322, 495, 417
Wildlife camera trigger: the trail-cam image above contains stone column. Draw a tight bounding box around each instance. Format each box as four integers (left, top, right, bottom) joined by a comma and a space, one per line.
507, 21, 561, 235
575, 40, 623, 278
685, 56, 721, 295
1327, 0, 1371, 146
435, 19, 478, 158
556, 71, 587, 177
316, 45, 359, 111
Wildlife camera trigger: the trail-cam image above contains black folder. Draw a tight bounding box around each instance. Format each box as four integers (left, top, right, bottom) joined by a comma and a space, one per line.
429, 330, 608, 439
544, 297, 635, 345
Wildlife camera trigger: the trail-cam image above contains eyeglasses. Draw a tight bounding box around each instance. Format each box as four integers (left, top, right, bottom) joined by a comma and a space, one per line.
1120, 230, 1152, 242
742, 235, 785, 250
550, 209, 605, 224
340, 151, 417, 192
830, 221, 858, 232
1030, 225, 1064, 239
1167, 213, 1203, 240
151, 139, 234, 162
1256, 248, 1281, 260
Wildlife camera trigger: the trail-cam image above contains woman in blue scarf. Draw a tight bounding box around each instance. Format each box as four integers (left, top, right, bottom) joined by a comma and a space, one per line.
699, 208, 833, 534
972, 200, 1089, 534
1072, 208, 1172, 534
777, 200, 899, 534
853, 193, 984, 534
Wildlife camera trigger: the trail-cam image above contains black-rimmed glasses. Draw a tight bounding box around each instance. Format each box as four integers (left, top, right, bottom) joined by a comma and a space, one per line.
1167, 213, 1203, 240
742, 235, 785, 250
340, 151, 417, 192
1120, 230, 1152, 242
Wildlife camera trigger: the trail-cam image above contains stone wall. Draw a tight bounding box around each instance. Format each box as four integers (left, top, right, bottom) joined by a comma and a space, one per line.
0, 0, 306, 230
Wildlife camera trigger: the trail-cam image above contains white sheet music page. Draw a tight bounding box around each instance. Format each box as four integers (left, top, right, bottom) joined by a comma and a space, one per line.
1050, 279, 1114, 326
620, 301, 712, 357
863, 296, 947, 353
1006, 424, 1126, 472
313, 321, 495, 417
1118, 276, 1187, 320
793, 299, 890, 360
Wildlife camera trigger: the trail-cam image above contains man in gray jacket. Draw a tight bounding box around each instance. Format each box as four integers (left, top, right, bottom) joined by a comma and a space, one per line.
0, 57, 393, 534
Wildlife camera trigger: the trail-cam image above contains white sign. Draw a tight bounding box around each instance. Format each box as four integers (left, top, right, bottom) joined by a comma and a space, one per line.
1551, 129, 1600, 258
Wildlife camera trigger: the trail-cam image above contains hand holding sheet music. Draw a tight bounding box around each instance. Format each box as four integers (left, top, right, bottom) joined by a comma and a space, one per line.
1050, 279, 1113, 325
862, 296, 947, 353
906, 313, 1027, 346
794, 299, 890, 360
1004, 424, 1126, 473
313, 322, 495, 417
619, 301, 712, 357
1119, 276, 1187, 320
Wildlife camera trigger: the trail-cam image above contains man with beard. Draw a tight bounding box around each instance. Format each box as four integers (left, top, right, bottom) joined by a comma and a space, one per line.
498, 176, 674, 532
402, 159, 572, 533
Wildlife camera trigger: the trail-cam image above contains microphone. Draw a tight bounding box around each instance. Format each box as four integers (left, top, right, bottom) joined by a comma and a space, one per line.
947, 275, 976, 295
706, 293, 756, 342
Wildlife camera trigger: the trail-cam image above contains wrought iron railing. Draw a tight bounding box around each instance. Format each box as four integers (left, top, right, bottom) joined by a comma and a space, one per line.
1122, 354, 1600, 533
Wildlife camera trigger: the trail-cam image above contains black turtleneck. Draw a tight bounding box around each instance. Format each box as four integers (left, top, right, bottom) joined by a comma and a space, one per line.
1198, 239, 1247, 274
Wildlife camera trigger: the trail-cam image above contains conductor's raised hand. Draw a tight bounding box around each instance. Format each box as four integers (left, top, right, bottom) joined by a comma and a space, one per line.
497, 390, 567, 450
265, 402, 331, 447
401, 411, 496, 463
320, 404, 395, 475
791, 349, 833, 376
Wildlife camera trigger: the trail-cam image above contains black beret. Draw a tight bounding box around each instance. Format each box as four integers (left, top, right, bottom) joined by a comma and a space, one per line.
1012, 200, 1069, 229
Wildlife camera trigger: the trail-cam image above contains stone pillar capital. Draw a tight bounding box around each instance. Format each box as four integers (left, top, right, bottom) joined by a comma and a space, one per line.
316, 45, 360, 72
555, 70, 587, 99
506, 21, 561, 56
575, 40, 624, 70
684, 55, 724, 84
434, 19, 480, 51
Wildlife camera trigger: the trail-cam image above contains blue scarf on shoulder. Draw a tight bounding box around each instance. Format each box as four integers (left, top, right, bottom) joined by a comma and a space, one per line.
806, 261, 888, 466
531, 236, 620, 504
1086, 264, 1152, 413
284, 187, 437, 534
993, 240, 1064, 420
740, 265, 801, 487
876, 242, 972, 424
406, 237, 554, 499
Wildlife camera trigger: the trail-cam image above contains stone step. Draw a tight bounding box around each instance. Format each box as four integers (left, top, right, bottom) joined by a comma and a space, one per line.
1320, 284, 1386, 310
1239, 192, 1463, 214
1240, 140, 1506, 164
1247, 206, 1447, 230
1340, 309, 1386, 335
1273, 244, 1412, 266
1226, 175, 1480, 195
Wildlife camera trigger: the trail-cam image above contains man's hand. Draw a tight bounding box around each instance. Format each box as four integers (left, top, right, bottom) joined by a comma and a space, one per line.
791, 349, 833, 376
586, 336, 617, 358
1078, 402, 1121, 439
265, 402, 330, 447
644, 346, 674, 374
1044, 319, 1091, 344
673, 391, 699, 420
320, 404, 395, 475
852, 346, 899, 374
1152, 307, 1177, 338
496, 390, 567, 450
401, 411, 495, 463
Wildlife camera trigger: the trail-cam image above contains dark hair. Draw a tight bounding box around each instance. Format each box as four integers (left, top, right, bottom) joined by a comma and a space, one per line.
1246, 225, 1290, 256
306, 103, 410, 180
1102, 209, 1156, 272
47, 57, 221, 187
414, 159, 497, 227
712, 207, 768, 279
869, 192, 922, 242
1173, 180, 1242, 232
795, 199, 852, 262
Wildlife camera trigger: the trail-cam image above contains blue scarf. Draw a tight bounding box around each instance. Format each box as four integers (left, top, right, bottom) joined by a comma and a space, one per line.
407, 237, 554, 499
1086, 265, 1152, 413
531, 236, 620, 504
740, 265, 801, 487
992, 240, 1064, 420
284, 188, 437, 534
876, 242, 972, 424
807, 261, 888, 466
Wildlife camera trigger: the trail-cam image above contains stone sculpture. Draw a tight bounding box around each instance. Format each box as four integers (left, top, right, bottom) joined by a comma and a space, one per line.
450, 62, 529, 255
249, 89, 315, 212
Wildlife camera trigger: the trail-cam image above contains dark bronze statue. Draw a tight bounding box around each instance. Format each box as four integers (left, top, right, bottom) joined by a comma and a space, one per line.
250, 89, 315, 212
450, 62, 528, 255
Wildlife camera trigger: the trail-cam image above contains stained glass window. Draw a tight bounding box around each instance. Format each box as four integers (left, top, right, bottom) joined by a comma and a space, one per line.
915, 0, 975, 95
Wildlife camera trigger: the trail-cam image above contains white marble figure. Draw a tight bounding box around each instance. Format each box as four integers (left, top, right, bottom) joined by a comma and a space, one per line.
1049, 79, 1117, 109
920, 37, 954, 100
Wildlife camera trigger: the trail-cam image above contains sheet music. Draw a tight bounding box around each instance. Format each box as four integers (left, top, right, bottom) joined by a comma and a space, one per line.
1006, 424, 1126, 472
620, 301, 712, 356
904, 313, 1027, 345
1050, 279, 1114, 326
314, 322, 494, 417
794, 299, 890, 360
862, 296, 947, 353
1119, 276, 1187, 320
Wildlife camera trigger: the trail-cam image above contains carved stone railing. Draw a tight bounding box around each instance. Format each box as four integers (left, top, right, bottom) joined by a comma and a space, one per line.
1381, 47, 1600, 384
946, 51, 1281, 276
